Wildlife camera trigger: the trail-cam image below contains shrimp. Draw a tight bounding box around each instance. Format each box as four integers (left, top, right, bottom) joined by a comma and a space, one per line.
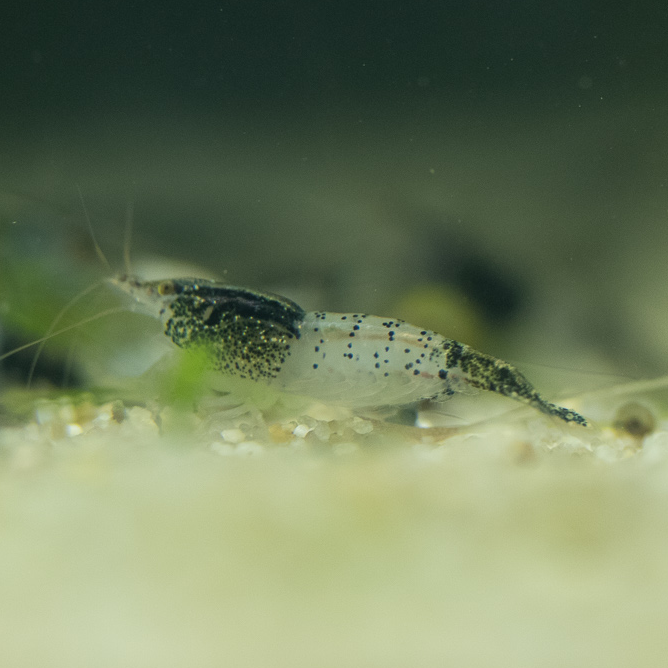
108, 274, 588, 426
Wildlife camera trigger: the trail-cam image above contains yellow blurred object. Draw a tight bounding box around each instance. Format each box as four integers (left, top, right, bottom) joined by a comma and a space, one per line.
390, 284, 486, 348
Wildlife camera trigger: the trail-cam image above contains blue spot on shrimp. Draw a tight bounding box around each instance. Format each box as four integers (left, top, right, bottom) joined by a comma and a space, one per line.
102, 273, 588, 426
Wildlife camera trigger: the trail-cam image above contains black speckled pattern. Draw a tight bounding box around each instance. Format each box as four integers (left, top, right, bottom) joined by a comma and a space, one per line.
279, 311, 587, 425
440, 341, 588, 426
163, 280, 305, 381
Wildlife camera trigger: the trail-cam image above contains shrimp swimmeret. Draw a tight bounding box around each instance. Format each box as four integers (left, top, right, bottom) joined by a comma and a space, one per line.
108, 274, 588, 426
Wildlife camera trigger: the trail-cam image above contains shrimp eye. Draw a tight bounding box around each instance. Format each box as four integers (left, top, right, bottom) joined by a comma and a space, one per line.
157, 280, 176, 296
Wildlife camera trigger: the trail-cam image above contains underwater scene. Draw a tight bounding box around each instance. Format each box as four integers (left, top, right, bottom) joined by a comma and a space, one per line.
1, 2, 668, 666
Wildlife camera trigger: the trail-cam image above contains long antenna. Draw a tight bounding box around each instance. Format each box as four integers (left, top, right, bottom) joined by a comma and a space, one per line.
26, 280, 105, 387
0, 307, 127, 363
76, 184, 112, 272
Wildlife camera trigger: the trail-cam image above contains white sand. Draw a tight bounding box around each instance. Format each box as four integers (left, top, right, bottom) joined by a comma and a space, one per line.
1, 394, 667, 668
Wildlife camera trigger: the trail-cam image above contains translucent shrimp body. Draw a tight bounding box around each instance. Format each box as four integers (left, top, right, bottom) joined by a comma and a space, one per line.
109, 275, 587, 426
